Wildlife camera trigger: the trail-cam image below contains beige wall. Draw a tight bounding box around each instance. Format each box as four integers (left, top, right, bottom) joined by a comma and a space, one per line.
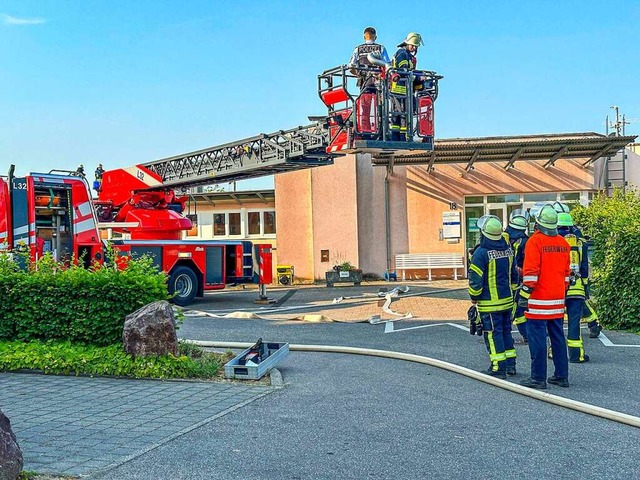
275, 156, 360, 281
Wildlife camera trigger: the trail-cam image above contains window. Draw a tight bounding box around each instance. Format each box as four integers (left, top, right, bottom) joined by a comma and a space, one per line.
523, 193, 557, 202
560, 192, 580, 201
186, 214, 198, 237
264, 211, 276, 234
248, 212, 261, 235
465, 196, 483, 204
228, 213, 241, 235
213, 214, 226, 236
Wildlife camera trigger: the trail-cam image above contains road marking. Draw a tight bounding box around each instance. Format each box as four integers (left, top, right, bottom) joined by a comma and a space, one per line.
598, 332, 640, 348
385, 322, 468, 334
385, 321, 640, 347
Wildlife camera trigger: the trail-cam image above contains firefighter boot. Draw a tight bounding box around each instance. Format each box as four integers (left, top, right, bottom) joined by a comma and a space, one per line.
588, 321, 602, 338
520, 378, 547, 390
483, 368, 507, 380
547, 376, 570, 387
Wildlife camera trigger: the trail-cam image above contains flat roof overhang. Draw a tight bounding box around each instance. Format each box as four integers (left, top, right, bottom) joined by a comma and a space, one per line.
370, 132, 637, 172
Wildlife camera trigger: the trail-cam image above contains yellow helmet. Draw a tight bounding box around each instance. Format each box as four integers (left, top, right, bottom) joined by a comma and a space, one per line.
398, 32, 424, 48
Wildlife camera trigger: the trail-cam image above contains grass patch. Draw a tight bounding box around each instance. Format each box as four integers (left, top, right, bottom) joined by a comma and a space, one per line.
0, 340, 233, 380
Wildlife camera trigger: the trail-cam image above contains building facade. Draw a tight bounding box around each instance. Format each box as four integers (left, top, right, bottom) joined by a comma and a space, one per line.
273, 138, 637, 281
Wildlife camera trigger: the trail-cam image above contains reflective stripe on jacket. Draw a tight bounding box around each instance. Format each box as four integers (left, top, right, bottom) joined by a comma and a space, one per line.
522, 231, 571, 320
391, 48, 417, 95
559, 229, 589, 298
468, 236, 516, 313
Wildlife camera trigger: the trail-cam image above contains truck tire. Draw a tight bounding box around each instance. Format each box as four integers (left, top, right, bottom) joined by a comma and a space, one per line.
168, 266, 198, 306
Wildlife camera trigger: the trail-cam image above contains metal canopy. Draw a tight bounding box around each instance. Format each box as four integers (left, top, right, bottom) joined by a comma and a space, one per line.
370, 132, 637, 171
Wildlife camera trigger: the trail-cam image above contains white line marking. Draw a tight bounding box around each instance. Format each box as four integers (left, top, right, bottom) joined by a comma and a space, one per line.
598, 333, 615, 347
598, 332, 640, 347
446, 322, 470, 332
385, 322, 448, 334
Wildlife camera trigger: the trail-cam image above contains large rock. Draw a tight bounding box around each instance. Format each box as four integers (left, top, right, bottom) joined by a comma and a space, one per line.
0, 409, 23, 480
123, 301, 179, 357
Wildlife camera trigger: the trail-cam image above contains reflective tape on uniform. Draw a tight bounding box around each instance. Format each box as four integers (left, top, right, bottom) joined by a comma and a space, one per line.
527, 308, 566, 315
528, 299, 565, 306
523, 275, 538, 282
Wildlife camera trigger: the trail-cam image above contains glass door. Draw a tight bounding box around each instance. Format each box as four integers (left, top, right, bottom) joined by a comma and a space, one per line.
487, 204, 507, 227
464, 205, 484, 261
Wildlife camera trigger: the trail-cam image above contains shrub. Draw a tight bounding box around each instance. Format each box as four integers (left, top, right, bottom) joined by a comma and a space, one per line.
572, 189, 640, 330
0, 340, 230, 379
0, 253, 169, 345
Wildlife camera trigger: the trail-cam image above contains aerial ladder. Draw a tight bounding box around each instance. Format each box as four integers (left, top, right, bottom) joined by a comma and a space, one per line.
95, 61, 443, 239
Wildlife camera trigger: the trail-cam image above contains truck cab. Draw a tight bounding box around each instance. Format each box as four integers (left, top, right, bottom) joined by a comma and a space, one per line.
0, 170, 103, 266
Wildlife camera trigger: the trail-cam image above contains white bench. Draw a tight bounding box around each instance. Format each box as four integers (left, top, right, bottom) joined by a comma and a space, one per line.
395, 253, 465, 281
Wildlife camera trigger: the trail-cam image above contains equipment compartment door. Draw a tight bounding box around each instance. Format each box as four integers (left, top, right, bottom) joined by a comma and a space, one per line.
205, 246, 224, 285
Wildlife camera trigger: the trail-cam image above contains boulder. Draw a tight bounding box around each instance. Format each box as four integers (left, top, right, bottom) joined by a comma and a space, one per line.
0, 409, 23, 480
123, 301, 179, 357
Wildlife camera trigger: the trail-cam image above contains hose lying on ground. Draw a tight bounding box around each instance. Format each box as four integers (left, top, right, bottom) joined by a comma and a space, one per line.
186, 340, 640, 429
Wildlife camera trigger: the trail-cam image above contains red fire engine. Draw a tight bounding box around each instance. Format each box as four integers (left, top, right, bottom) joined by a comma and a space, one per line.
0, 165, 273, 306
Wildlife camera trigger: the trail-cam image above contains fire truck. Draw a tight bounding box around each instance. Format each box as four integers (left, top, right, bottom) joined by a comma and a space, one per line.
0, 62, 442, 305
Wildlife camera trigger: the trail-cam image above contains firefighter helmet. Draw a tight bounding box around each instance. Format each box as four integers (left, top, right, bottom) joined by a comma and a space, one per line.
477, 215, 503, 241
552, 201, 570, 213
398, 32, 424, 48
508, 209, 529, 231
535, 204, 559, 231
557, 212, 574, 227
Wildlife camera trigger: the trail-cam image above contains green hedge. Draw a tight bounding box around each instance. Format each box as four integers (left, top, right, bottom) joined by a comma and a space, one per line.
0, 340, 229, 379
572, 189, 640, 330
0, 253, 169, 346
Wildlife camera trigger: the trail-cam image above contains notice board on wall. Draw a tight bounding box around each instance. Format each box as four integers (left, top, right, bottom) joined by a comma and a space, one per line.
442, 211, 461, 239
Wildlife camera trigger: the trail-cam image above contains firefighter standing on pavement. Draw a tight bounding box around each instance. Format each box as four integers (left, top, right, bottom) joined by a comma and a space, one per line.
557, 212, 591, 363
390, 32, 424, 141
468, 215, 517, 378
518, 205, 570, 389
552, 202, 603, 338
504, 209, 530, 343
348, 27, 390, 134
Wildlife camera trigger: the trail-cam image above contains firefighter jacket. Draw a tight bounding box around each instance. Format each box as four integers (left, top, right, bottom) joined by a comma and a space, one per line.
559, 227, 589, 299
391, 48, 417, 95
349, 41, 390, 89
468, 235, 517, 313
521, 230, 571, 320
504, 226, 528, 288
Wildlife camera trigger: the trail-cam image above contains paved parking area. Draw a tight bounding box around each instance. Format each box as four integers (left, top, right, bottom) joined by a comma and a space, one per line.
0, 374, 272, 476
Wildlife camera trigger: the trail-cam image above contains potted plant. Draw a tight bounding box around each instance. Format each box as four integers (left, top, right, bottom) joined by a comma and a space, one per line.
325, 261, 363, 287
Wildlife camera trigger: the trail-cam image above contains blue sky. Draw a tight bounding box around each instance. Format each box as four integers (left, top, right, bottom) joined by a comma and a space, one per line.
1, 0, 639, 190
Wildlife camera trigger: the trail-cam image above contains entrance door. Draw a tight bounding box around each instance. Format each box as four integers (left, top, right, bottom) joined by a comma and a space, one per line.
487, 204, 507, 227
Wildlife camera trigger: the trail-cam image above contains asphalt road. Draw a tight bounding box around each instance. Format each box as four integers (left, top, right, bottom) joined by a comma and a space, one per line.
91, 287, 640, 479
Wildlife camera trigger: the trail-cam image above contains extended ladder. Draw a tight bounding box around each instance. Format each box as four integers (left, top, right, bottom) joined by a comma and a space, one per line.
141, 124, 332, 190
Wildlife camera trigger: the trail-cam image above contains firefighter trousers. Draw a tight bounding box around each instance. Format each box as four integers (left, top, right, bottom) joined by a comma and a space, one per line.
566, 297, 587, 362
526, 318, 568, 382
390, 95, 408, 141
481, 310, 516, 373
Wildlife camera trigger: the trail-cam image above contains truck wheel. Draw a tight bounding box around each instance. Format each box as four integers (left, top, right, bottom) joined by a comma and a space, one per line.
169, 266, 198, 306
